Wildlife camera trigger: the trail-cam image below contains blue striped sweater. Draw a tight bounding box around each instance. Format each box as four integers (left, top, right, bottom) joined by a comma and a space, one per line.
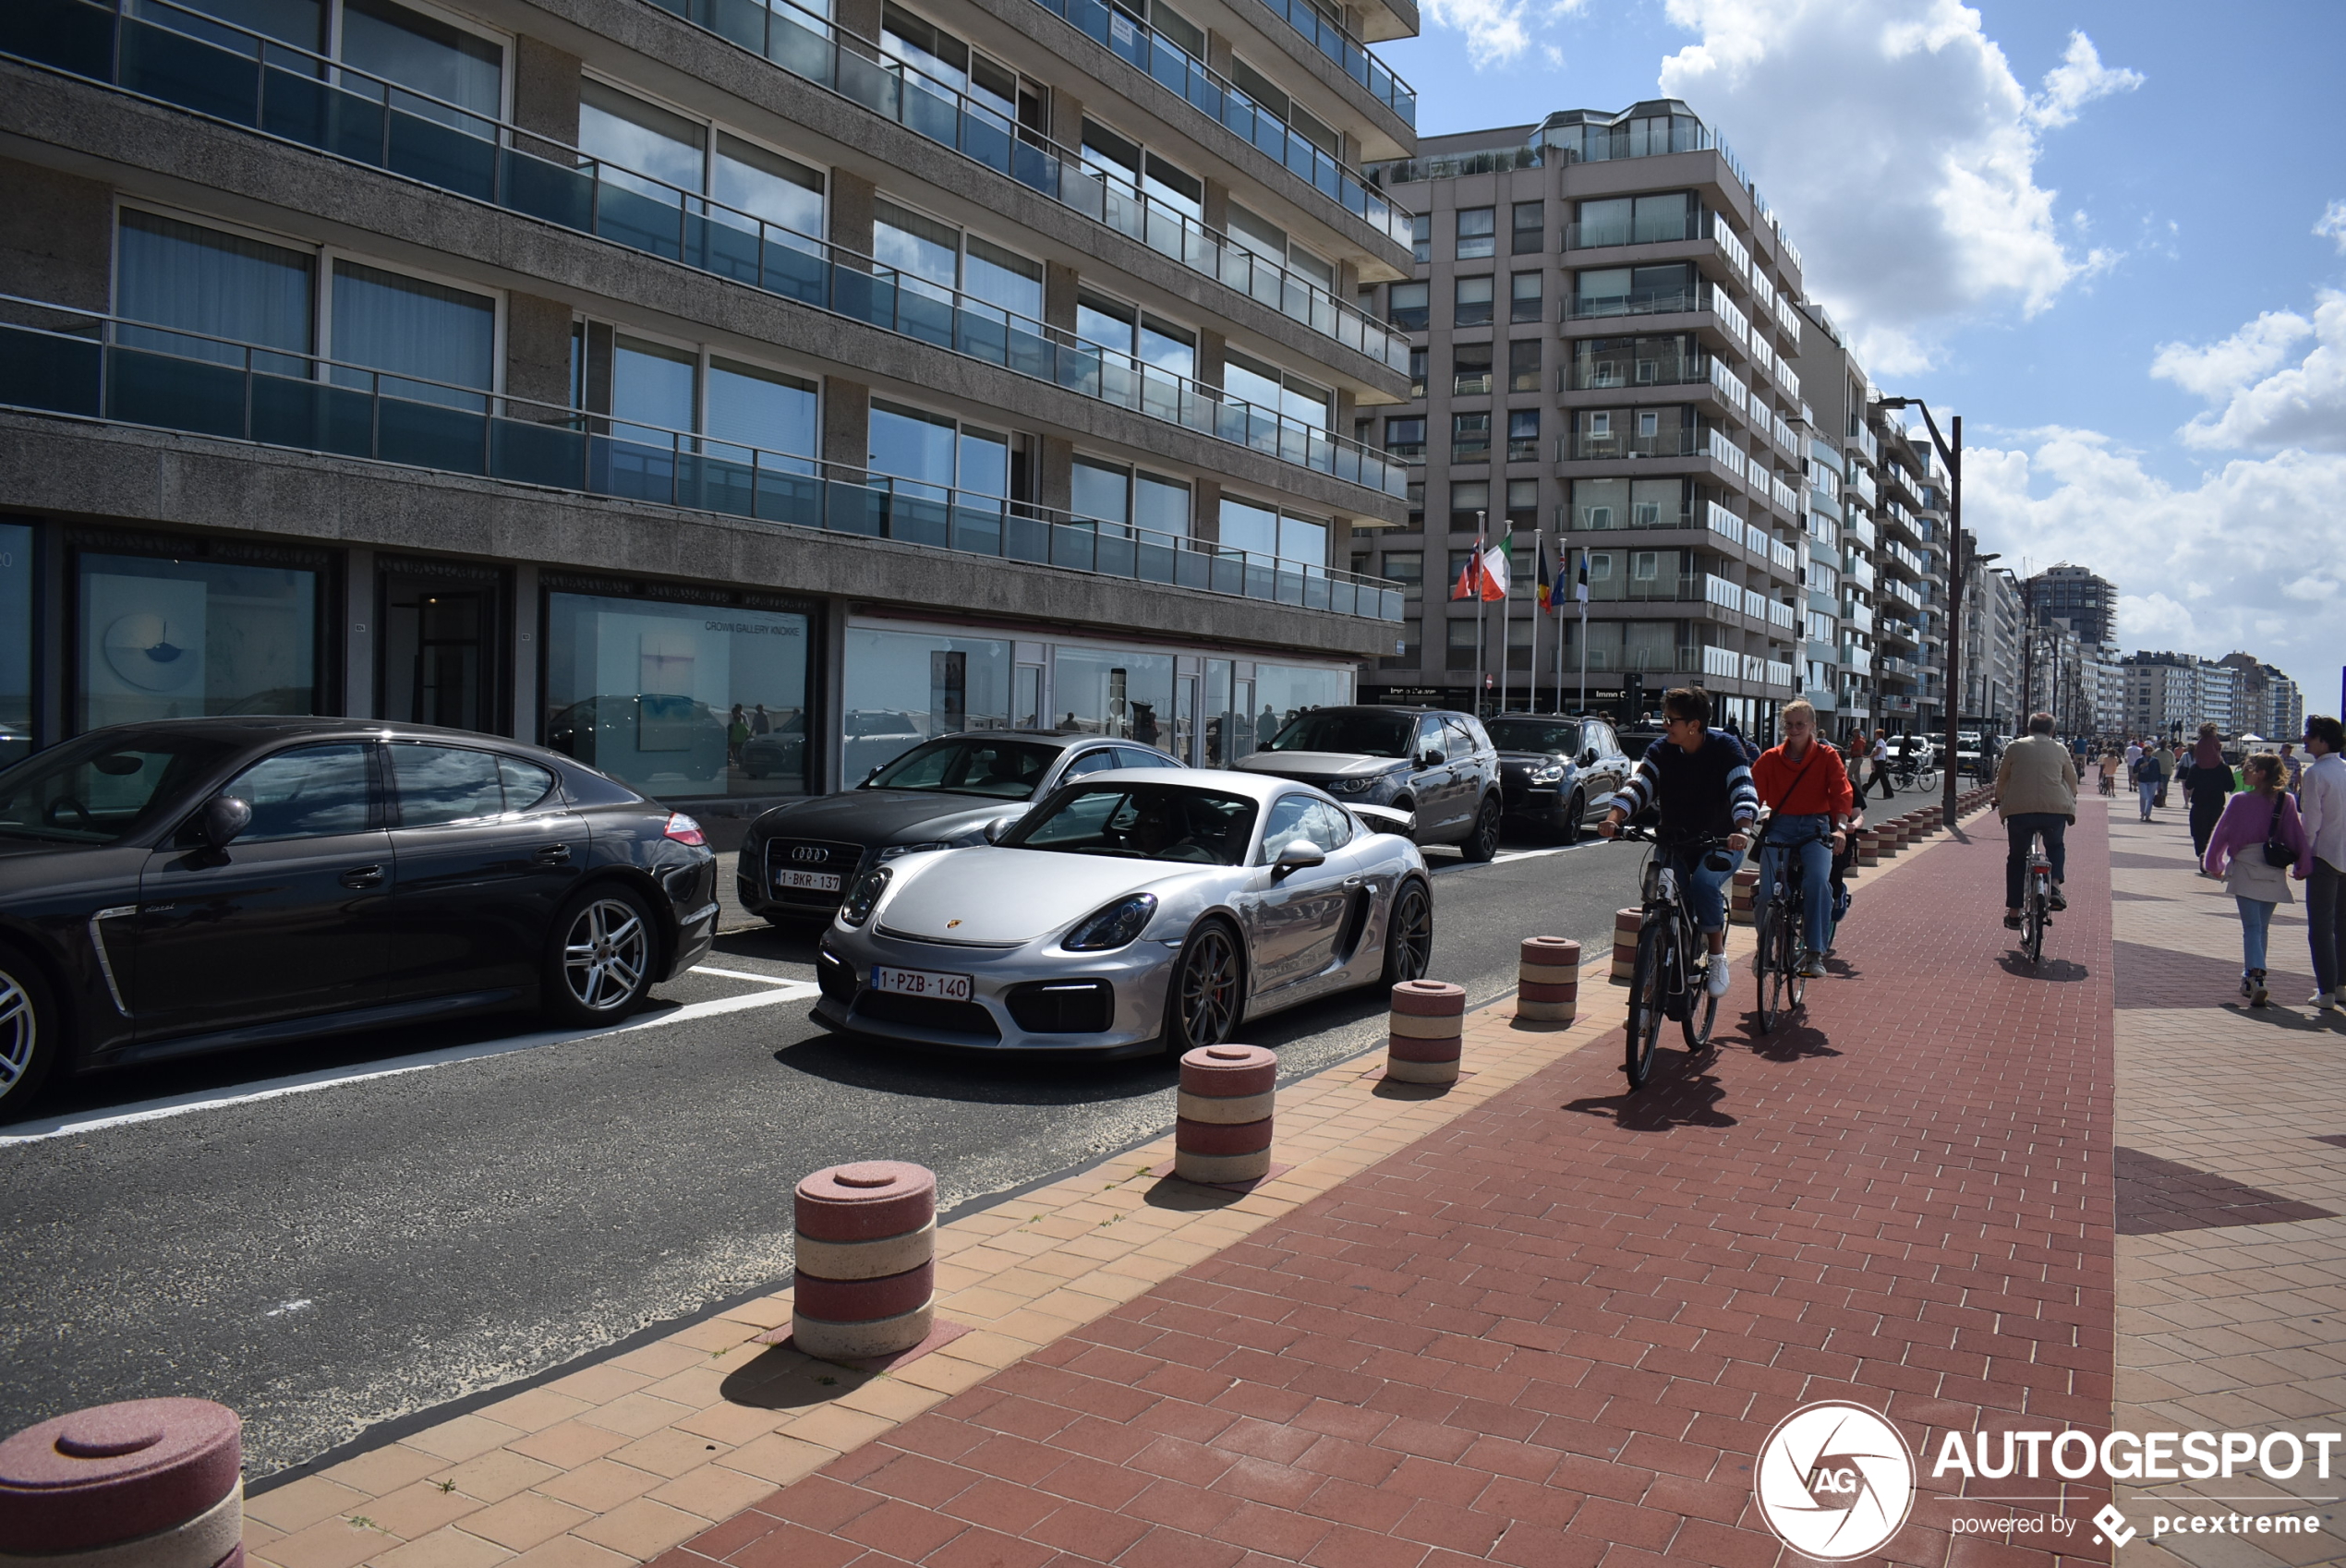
1610, 728, 1760, 837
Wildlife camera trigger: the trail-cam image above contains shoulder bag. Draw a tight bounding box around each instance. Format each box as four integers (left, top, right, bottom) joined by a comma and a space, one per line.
2264, 793, 2296, 868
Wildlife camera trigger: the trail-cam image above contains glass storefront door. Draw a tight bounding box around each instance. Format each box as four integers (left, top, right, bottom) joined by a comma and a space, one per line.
380, 566, 503, 734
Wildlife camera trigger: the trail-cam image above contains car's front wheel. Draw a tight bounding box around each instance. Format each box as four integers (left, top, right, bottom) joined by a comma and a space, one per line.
0, 948, 60, 1116
1557, 790, 1586, 845
1379, 879, 1433, 985
544, 885, 659, 1026
1458, 794, 1504, 862
1162, 919, 1244, 1056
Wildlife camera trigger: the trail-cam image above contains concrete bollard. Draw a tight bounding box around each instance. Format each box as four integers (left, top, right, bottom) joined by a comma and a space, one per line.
1729, 867, 1759, 925
1385, 980, 1465, 1085
1609, 908, 1642, 984
1857, 829, 1880, 866
792, 1161, 937, 1359
0, 1399, 244, 1568
1177, 1043, 1277, 1181
1515, 937, 1580, 1024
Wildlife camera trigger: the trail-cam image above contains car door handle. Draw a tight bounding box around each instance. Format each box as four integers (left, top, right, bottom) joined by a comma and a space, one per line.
534, 843, 572, 863
341, 864, 385, 889
1342, 874, 1364, 886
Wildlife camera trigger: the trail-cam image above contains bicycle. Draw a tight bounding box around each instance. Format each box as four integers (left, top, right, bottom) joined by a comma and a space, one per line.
1752, 822, 1832, 1032
2098, 770, 2116, 797
1615, 826, 1729, 1088
1890, 758, 1940, 793
2020, 830, 2052, 965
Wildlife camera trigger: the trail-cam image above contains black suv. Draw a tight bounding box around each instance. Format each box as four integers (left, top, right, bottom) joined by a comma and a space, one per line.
1232, 706, 1504, 860
1485, 713, 1633, 842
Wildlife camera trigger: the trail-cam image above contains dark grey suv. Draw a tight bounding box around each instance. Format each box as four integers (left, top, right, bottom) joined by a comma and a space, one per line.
1231, 706, 1504, 860
1486, 714, 1633, 842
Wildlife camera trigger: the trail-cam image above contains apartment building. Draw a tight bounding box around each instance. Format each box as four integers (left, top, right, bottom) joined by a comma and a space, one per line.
1791, 302, 1871, 736
1961, 556, 2022, 735
2124, 651, 2200, 742
1346, 102, 1809, 732
0, 0, 1423, 789
2265, 663, 2305, 741
2025, 563, 2115, 647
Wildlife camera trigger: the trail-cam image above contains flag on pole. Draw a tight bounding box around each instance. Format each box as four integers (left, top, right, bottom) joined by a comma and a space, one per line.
1536, 538, 1554, 614
1480, 524, 1513, 600
1450, 535, 1481, 600
1574, 548, 1590, 603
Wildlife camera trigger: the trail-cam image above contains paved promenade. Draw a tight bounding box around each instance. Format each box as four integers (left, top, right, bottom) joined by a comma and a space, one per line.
236, 796, 2346, 1568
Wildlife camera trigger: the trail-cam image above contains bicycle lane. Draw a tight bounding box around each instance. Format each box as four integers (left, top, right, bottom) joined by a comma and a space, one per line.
656, 806, 2117, 1568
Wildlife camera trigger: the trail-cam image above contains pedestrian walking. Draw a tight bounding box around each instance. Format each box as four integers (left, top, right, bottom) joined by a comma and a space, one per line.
2184, 723, 2234, 865
2280, 742, 2304, 794
2098, 748, 2122, 797
1994, 712, 2078, 930
2299, 715, 2346, 1011
1870, 730, 1895, 801
2203, 753, 2309, 1008
2133, 744, 2164, 821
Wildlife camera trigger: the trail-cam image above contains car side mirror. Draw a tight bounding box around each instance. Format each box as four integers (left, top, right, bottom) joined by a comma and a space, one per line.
1579, 748, 1599, 766
1419, 748, 1445, 767
982, 814, 1019, 843
200, 794, 252, 849
1272, 838, 1325, 874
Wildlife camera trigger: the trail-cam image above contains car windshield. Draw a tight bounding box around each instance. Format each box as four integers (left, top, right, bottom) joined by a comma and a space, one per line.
1263, 710, 1414, 758
1485, 718, 1585, 755
0, 732, 241, 844
863, 736, 1060, 798
1003, 784, 1259, 865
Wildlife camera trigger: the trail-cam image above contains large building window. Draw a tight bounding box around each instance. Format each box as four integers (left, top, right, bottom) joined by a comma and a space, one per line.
1454, 275, 1493, 328
78, 549, 322, 730
1218, 498, 1327, 567
875, 199, 1043, 319
1511, 200, 1544, 255
843, 627, 1010, 778
1510, 272, 1542, 323
1572, 192, 1695, 247
1508, 338, 1542, 392
1387, 282, 1429, 332
581, 81, 826, 245
1449, 480, 1489, 532
116, 210, 313, 370
331, 260, 494, 409
1053, 644, 1173, 745
0, 524, 31, 766
543, 589, 812, 798
1455, 207, 1495, 259
1383, 417, 1425, 464
1452, 343, 1492, 395
1255, 665, 1351, 736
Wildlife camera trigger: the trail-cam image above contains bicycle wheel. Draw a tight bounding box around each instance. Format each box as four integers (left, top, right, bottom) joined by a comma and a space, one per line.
1625, 918, 1668, 1089
1754, 900, 1783, 1033
1916, 767, 1939, 792
1681, 916, 1720, 1054
2023, 881, 2045, 965
1784, 892, 1810, 1010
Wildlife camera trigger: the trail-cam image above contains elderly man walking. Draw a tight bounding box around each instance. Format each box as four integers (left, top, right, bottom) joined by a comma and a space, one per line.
1995, 712, 2080, 932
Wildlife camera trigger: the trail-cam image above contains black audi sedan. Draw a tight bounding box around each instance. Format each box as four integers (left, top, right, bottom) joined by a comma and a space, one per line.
1484, 713, 1634, 842
0, 718, 718, 1112
738, 730, 1183, 925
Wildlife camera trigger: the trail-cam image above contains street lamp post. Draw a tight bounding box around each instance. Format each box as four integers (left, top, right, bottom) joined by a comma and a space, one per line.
1880, 397, 1962, 818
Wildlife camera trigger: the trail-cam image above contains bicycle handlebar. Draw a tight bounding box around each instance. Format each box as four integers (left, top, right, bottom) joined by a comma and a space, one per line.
1613, 826, 1728, 848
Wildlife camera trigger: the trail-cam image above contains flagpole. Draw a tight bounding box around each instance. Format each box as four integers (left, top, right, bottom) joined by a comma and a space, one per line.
1529, 528, 1542, 717
1473, 509, 1486, 719
1554, 530, 1566, 713
1497, 535, 1510, 718
1578, 548, 1590, 716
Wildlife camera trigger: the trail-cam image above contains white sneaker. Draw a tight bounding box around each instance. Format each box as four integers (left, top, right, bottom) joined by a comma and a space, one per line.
2315, 991, 2340, 1011
1706, 957, 1735, 997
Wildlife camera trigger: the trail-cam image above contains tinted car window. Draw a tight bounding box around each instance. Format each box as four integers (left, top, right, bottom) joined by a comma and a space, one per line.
1443, 718, 1482, 758
498, 755, 559, 810
865, 737, 1059, 798
1415, 717, 1447, 758
1008, 784, 1258, 865
225, 744, 376, 841
1301, 801, 1352, 851
1113, 746, 1174, 770
1485, 718, 1585, 755
392, 744, 506, 826
1259, 795, 1312, 857
1060, 748, 1122, 779
0, 733, 238, 844
1264, 710, 1414, 758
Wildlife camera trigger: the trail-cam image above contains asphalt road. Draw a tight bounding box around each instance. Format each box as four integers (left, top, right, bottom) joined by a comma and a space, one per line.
0, 780, 1950, 1481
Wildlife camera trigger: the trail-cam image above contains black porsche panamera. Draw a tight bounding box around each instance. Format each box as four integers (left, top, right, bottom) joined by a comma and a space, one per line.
0, 718, 718, 1113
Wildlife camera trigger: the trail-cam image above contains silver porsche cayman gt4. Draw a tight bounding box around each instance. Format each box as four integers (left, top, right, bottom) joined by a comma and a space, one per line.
811, 767, 1433, 1057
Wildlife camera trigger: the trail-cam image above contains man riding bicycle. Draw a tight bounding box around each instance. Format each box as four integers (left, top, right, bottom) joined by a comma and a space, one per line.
1751, 699, 1856, 979
1599, 686, 1760, 999
1994, 711, 2080, 930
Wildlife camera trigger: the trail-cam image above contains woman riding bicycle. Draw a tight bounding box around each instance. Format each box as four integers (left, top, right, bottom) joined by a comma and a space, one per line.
1751, 700, 1856, 979
1598, 686, 1760, 1000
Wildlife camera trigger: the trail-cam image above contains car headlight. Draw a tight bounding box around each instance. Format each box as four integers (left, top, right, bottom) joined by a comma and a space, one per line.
1530, 762, 1566, 783
1329, 776, 1377, 794
1063, 893, 1158, 952
839, 866, 891, 927
877, 840, 950, 862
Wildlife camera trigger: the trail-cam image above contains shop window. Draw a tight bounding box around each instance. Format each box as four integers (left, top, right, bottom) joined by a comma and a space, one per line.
1054, 645, 1173, 745
1256, 664, 1351, 737
78, 549, 322, 729
842, 627, 1011, 777
543, 591, 811, 798
0, 523, 30, 766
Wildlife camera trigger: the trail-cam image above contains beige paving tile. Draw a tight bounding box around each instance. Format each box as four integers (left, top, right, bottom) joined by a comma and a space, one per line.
450, 1492, 593, 1553
643, 1462, 775, 1522
404, 1417, 526, 1467
360, 1480, 486, 1540
566, 1498, 705, 1558
529, 1458, 662, 1513
715, 1431, 837, 1488
317, 1447, 445, 1501
470, 1389, 597, 1437
440, 1451, 563, 1506
246, 1476, 371, 1534
260, 1516, 393, 1568
491, 1536, 633, 1568
365, 1526, 515, 1568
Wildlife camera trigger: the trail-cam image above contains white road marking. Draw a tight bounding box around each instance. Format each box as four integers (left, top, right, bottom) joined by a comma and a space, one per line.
689, 965, 802, 985
265, 1299, 314, 1318
1431, 839, 1612, 874
0, 982, 820, 1147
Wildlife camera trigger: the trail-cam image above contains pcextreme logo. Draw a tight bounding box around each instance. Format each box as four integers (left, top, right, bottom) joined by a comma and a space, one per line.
1753, 1401, 1917, 1561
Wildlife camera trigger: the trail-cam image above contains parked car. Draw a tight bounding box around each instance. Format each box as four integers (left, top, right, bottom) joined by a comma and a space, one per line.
839, 709, 927, 784
0, 718, 719, 1114
813, 769, 1431, 1058
1229, 706, 1504, 861
740, 712, 806, 782
1485, 714, 1633, 842
737, 730, 1183, 925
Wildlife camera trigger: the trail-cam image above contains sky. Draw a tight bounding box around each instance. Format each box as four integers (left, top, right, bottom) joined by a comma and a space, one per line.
1373, 0, 2346, 710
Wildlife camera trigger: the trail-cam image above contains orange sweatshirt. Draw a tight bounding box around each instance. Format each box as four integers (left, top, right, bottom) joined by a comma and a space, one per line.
1752, 742, 1855, 817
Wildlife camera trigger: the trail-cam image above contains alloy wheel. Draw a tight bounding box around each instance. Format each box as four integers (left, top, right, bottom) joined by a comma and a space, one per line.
1175, 926, 1241, 1049
0, 969, 36, 1100
1387, 883, 1433, 983
562, 898, 650, 1013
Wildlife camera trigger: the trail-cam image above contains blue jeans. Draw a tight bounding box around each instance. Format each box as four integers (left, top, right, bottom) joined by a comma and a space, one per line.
1669, 840, 1744, 935
2137, 780, 2158, 815
1760, 816, 1835, 955
2237, 897, 2274, 975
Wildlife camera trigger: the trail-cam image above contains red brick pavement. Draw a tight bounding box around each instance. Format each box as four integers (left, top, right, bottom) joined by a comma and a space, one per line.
658, 814, 2118, 1568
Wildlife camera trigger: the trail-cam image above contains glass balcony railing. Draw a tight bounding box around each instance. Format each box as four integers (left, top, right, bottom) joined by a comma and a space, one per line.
2, 0, 1409, 378
0, 298, 1404, 621
1019, 0, 1413, 247
1248, 0, 1414, 127
1, 0, 1403, 496
1565, 428, 1701, 461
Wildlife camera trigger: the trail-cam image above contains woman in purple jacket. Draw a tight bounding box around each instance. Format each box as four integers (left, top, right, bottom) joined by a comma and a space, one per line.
2204, 752, 2311, 1007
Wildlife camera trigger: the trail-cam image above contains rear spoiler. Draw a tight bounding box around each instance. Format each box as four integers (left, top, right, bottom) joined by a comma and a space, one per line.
1354, 803, 1415, 838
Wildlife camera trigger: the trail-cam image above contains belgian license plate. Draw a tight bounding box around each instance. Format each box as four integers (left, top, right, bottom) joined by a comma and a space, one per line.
870, 966, 973, 1001
774, 869, 842, 893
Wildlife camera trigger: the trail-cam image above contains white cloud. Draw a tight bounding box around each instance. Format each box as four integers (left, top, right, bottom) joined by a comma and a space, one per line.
1652, 0, 2139, 370
2154, 291, 2346, 452
2317, 199, 2346, 255
1421, 0, 1532, 66
2025, 30, 2144, 129
1965, 428, 2346, 680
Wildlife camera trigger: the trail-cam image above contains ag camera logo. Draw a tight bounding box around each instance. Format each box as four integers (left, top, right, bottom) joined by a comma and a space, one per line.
1755, 1401, 1917, 1561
